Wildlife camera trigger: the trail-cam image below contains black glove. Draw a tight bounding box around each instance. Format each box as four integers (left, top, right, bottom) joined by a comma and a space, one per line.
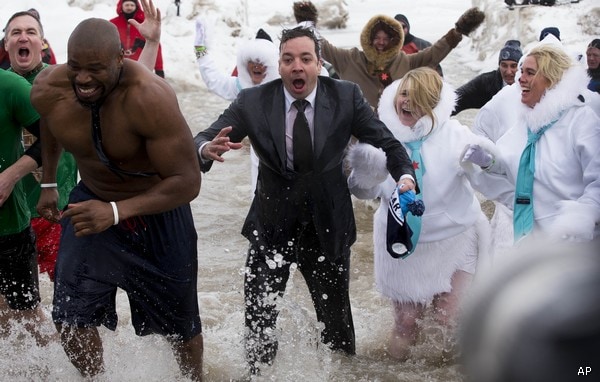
293, 1, 318, 24
455, 7, 485, 36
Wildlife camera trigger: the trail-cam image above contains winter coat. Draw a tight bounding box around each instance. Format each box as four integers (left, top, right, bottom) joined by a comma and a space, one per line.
588, 67, 600, 93
347, 78, 491, 303
109, 0, 164, 74
320, 14, 461, 108
196, 37, 280, 193
196, 38, 279, 101
401, 31, 443, 76
465, 63, 600, 242
453, 69, 504, 115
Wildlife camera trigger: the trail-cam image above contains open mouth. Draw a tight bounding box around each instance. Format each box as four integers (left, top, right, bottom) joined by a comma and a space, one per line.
75, 85, 100, 101
292, 78, 305, 90
18, 47, 30, 59
251, 68, 265, 76
400, 107, 412, 117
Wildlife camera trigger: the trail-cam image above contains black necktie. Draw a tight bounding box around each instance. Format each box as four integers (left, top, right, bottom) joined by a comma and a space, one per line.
292, 99, 313, 174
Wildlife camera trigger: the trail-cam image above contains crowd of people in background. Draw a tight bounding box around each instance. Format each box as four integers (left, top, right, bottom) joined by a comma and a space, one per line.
1, 0, 599, 380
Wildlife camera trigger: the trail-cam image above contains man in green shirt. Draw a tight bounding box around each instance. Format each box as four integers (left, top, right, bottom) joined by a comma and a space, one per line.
4, 10, 78, 281
0, 68, 51, 345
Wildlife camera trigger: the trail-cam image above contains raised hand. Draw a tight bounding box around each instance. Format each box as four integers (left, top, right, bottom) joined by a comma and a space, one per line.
130, 0, 161, 43
455, 7, 485, 36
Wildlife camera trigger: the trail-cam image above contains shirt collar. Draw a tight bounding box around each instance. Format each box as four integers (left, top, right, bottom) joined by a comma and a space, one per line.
283, 84, 318, 112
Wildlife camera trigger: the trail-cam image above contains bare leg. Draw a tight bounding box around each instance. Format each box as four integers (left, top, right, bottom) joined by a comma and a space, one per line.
431, 270, 473, 327
56, 324, 105, 377
0, 296, 57, 346
388, 301, 425, 360
15, 306, 58, 346
169, 333, 203, 381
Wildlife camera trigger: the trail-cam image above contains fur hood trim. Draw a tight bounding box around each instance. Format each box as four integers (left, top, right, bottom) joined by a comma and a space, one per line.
237, 38, 280, 89
521, 64, 590, 132
377, 78, 457, 143
360, 14, 403, 73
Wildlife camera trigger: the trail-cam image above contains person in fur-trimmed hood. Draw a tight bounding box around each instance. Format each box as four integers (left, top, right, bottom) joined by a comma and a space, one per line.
194, 18, 279, 101
293, 1, 484, 109
346, 67, 493, 360
193, 18, 280, 196
463, 44, 600, 245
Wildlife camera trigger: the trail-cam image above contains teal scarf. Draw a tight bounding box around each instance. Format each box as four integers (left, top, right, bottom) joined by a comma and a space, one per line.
405, 139, 425, 250
513, 118, 559, 241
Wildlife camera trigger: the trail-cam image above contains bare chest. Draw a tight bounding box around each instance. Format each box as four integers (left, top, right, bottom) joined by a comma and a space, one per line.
48, 107, 147, 168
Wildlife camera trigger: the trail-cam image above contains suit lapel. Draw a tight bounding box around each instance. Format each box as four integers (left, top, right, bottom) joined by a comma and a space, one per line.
314, 82, 333, 160
266, 85, 287, 170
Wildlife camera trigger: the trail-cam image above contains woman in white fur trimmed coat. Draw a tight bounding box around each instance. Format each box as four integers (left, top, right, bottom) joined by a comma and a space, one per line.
463, 44, 600, 243
347, 67, 492, 360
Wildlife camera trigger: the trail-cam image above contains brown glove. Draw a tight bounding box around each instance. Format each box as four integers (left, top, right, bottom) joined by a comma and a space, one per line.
455, 7, 485, 36
293, 1, 318, 24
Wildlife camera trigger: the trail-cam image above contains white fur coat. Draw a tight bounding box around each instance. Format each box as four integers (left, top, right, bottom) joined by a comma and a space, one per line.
347, 78, 492, 303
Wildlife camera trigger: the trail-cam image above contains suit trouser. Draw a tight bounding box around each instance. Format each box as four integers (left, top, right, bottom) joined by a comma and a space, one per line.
243, 221, 356, 366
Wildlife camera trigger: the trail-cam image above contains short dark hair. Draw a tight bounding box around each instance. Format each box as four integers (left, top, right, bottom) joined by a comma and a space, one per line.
589, 39, 600, 50
279, 26, 321, 60
3, 10, 44, 37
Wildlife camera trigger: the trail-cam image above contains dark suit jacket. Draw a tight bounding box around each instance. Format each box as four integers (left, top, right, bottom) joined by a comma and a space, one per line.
195, 76, 414, 260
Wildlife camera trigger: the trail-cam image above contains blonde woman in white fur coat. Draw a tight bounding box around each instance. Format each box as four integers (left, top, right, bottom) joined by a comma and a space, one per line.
347, 67, 492, 360
463, 44, 600, 243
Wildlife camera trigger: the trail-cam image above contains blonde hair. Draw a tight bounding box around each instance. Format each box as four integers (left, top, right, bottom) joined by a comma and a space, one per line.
527, 44, 572, 89
394, 67, 442, 134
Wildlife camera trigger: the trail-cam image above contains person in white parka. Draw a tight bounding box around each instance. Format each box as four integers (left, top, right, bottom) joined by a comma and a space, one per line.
194, 19, 280, 193
462, 44, 600, 245
346, 67, 493, 360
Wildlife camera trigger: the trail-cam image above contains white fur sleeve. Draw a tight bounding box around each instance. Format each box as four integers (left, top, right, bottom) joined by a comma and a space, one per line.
546, 200, 600, 242
346, 143, 389, 199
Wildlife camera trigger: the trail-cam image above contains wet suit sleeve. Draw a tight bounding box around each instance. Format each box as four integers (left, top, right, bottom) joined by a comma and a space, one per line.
23, 119, 42, 167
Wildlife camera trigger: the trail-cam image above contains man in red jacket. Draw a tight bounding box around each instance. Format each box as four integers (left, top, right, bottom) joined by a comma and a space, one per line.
110, 0, 164, 77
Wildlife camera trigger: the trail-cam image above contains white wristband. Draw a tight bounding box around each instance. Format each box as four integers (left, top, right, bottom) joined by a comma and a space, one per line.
40, 183, 58, 188
109, 201, 119, 225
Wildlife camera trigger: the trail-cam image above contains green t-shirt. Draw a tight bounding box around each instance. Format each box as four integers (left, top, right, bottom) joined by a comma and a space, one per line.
11, 64, 79, 217
0, 69, 40, 235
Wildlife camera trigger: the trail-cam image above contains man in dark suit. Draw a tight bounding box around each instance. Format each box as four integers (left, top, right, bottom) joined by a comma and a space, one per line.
194, 26, 416, 374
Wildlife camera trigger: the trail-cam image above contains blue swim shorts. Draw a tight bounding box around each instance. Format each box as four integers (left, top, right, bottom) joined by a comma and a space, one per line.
52, 182, 201, 341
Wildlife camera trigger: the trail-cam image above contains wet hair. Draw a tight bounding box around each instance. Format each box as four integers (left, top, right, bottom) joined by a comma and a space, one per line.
279, 26, 321, 60
3, 10, 44, 38
527, 44, 572, 90
394, 67, 442, 134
